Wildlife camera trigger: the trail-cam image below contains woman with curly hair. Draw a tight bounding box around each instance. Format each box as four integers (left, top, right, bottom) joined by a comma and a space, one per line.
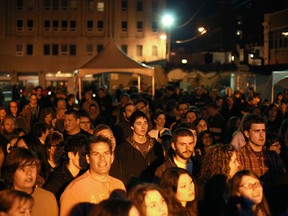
197, 144, 239, 216
160, 167, 198, 216
224, 170, 271, 216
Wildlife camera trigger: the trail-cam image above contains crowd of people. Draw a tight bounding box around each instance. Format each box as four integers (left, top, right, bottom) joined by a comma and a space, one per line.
0, 84, 288, 216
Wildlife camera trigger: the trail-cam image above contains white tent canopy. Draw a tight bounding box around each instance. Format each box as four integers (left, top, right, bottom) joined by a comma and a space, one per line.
271, 70, 288, 102
76, 41, 155, 99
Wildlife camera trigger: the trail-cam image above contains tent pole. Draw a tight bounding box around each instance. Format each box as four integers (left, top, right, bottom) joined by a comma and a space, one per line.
138, 75, 141, 93
152, 75, 155, 99
78, 77, 82, 100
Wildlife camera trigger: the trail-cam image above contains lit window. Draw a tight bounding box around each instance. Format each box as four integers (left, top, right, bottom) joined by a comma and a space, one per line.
27, 44, 33, 55
97, 2, 104, 12
136, 45, 143, 56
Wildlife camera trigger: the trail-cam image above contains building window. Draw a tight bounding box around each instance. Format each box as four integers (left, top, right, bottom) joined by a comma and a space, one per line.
62, 20, 68, 31
53, 20, 59, 31
17, 19, 23, 31
87, 0, 94, 10
152, 1, 158, 12
52, 44, 58, 55
136, 1, 143, 12
136, 45, 143, 56
61, 44, 68, 55
26, 44, 33, 55
121, 45, 128, 54
27, 20, 34, 31
137, 21, 143, 32
87, 20, 93, 31
53, 0, 59, 10
44, 44, 50, 55
44, 0, 51, 10
97, 2, 104, 12
62, 0, 68, 10
152, 45, 158, 56
121, 1, 128, 11
152, 21, 158, 32
16, 0, 23, 9
44, 20, 50, 31
16, 44, 23, 56
70, 44, 76, 55
86, 44, 93, 55
97, 44, 104, 53
97, 21, 103, 31
70, 20, 76, 31
121, 21, 127, 32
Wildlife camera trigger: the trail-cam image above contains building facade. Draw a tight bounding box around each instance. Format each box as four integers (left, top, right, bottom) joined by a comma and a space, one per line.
0, 0, 166, 92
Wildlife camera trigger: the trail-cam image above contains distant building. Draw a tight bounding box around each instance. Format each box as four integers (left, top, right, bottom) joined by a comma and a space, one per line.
0, 0, 166, 92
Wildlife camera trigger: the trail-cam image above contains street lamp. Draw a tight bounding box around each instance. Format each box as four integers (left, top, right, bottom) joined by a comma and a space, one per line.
175, 26, 207, 44
161, 14, 174, 62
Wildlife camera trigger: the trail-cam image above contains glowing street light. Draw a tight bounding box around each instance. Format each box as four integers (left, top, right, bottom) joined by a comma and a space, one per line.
161, 13, 175, 62
175, 27, 207, 44
161, 14, 174, 28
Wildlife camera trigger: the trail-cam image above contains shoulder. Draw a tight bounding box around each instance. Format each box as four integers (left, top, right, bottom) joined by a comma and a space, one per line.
33, 187, 57, 200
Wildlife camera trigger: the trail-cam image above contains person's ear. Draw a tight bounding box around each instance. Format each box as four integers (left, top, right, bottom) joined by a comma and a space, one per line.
86, 155, 90, 164
171, 142, 176, 151
243, 130, 249, 139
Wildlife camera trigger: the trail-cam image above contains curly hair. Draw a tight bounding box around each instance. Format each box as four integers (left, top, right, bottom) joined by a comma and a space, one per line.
199, 144, 235, 182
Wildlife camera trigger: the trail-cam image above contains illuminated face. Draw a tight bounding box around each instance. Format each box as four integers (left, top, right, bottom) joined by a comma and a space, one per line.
124, 105, 136, 120
228, 152, 239, 178
176, 174, 195, 203
196, 119, 208, 134
7, 199, 33, 216
13, 162, 37, 194
144, 190, 168, 216
79, 116, 91, 132
178, 104, 189, 117
64, 114, 80, 134
29, 95, 37, 106
185, 112, 197, 123
95, 129, 116, 151
238, 175, 263, 206
2, 118, 15, 133
86, 142, 114, 176
172, 136, 194, 161
135, 102, 148, 115
201, 133, 213, 147
0, 109, 6, 119
9, 101, 18, 115
44, 113, 53, 125
131, 117, 148, 137
154, 114, 166, 128
244, 123, 266, 148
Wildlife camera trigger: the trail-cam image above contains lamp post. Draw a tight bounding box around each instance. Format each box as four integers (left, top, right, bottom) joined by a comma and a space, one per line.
161, 14, 174, 62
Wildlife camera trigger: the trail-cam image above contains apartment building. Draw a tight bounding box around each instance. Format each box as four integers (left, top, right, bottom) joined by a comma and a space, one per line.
0, 0, 166, 91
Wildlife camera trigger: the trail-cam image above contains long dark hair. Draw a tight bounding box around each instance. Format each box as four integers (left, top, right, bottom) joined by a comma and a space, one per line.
160, 167, 198, 216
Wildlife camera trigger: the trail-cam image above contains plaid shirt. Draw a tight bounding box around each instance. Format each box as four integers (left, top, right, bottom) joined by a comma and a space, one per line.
236, 144, 285, 190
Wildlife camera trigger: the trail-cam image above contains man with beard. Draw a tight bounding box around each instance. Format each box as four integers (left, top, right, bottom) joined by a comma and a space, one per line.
236, 114, 285, 194
155, 127, 200, 181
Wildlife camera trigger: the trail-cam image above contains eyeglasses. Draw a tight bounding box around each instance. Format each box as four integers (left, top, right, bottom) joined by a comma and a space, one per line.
239, 182, 261, 190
